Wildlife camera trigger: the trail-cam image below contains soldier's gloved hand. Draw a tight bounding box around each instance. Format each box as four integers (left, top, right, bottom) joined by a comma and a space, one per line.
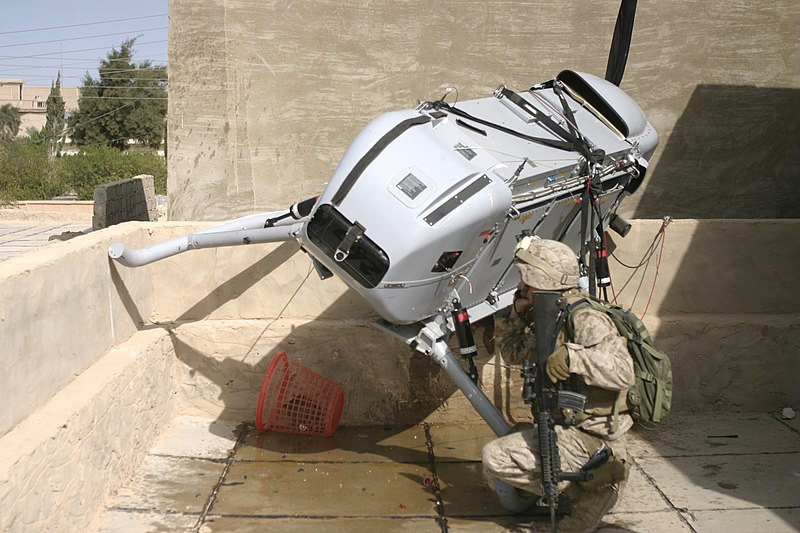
546, 345, 570, 383
579, 454, 630, 491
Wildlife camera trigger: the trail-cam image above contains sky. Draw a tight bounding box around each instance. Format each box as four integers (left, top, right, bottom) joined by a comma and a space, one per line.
0, 1, 168, 88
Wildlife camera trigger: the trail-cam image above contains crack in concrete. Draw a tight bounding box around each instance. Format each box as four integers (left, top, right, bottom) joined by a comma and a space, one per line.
192, 422, 250, 532
770, 412, 800, 435
667, 505, 800, 512
423, 422, 449, 533
106, 506, 199, 516
632, 458, 700, 533
642, 450, 800, 459
205, 512, 440, 520
231, 458, 433, 465
150, 452, 228, 463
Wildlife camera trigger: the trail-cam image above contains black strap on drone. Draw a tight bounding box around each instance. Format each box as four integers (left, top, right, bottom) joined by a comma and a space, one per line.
507, 81, 606, 297
434, 101, 578, 154
495, 87, 602, 165
552, 82, 581, 140
332, 115, 431, 206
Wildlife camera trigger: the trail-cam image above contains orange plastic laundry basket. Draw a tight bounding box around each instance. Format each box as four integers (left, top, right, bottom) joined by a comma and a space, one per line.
255, 352, 345, 437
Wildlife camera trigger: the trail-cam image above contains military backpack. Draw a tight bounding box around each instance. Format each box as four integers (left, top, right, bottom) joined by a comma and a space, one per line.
564, 296, 673, 426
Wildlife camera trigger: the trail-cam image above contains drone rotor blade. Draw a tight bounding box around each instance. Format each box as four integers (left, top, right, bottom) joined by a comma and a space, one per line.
605, 0, 638, 86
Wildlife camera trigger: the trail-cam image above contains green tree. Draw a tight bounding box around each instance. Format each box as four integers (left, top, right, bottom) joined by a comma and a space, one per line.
0, 104, 21, 143
43, 72, 66, 161
68, 39, 167, 150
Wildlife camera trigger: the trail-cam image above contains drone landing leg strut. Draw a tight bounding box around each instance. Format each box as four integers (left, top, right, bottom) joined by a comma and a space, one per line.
429, 338, 510, 437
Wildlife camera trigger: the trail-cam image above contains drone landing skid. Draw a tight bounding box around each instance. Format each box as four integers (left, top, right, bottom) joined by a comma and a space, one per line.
375, 317, 510, 437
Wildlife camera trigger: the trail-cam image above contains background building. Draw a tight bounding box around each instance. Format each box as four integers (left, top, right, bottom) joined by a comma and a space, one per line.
0, 79, 79, 136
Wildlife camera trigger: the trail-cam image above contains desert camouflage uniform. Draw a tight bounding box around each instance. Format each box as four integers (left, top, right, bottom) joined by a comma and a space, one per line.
493, 305, 535, 366
483, 287, 635, 495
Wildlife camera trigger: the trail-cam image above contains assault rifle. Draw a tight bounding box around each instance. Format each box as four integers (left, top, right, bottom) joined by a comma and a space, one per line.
522, 291, 594, 531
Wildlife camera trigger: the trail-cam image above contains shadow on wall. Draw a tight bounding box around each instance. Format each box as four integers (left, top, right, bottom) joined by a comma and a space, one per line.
620, 83, 800, 531
622, 84, 800, 418
167, 321, 461, 436
150, 242, 463, 434
634, 85, 800, 219
604, 221, 799, 530
605, 218, 800, 412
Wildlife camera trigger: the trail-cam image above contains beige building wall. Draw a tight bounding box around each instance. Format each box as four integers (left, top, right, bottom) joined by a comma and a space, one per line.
167, 1, 799, 221
0, 79, 79, 136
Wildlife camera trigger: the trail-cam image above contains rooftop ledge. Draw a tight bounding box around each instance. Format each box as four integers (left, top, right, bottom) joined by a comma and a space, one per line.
0, 219, 798, 531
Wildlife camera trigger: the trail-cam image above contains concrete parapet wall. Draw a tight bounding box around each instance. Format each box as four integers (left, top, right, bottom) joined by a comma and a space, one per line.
162, 315, 800, 426
1, 217, 788, 426
646, 314, 800, 413
138, 218, 799, 421
92, 175, 158, 230
607, 219, 800, 316
0, 224, 157, 438
610, 219, 800, 412
0, 217, 797, 529
2, 218, 796, 438
0, 329, 176, 533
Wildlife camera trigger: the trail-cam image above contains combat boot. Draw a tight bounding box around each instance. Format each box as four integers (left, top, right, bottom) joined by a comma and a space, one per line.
557, 483, 619, 533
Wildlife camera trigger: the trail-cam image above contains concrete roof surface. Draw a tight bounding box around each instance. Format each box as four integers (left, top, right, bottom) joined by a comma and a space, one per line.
91, 411, 800, 532
0, 222, 91, 261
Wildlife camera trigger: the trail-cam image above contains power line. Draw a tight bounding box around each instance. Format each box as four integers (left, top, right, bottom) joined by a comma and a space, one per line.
11, 67, 168, 77
0, 27, 168, 49
0, 65, 169, 80
0, 64, 117, 71
12, 76, 167, 84
0, 14, 167, 35
0, 55, 167, 62
63, 92, 158, 137
0, 85, 168, 95
0, 40, 168, 60
0, 60, 166, 69
0, 71, 168, 82
9, 77, 168, 84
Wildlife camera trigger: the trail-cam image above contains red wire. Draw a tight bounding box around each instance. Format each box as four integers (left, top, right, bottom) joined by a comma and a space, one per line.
641, 219, 671, 319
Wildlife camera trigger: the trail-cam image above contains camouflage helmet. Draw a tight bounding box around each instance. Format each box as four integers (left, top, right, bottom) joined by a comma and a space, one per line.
514, 236, 580, 290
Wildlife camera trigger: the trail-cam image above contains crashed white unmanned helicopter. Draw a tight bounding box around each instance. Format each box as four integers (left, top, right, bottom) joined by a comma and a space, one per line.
110, 0, 654, 439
